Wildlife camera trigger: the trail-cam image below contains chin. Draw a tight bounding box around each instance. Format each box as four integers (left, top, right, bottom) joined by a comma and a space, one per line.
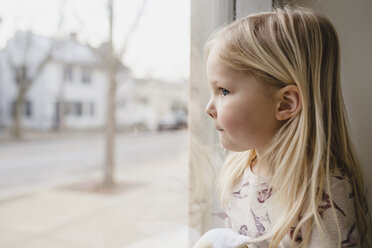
220, 140, 250, 152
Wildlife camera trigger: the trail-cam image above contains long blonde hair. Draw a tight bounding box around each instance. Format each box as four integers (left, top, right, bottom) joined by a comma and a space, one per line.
205, 7, 372, 247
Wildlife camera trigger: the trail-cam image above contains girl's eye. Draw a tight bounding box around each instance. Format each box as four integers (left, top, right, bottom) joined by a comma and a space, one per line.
218, 88, 230, 96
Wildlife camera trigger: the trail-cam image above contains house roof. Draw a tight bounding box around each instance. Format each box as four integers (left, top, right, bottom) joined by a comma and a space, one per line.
4, 31, 128, 70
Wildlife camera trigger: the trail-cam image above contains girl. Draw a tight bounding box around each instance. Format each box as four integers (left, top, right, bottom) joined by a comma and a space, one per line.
197, 6, 372, 248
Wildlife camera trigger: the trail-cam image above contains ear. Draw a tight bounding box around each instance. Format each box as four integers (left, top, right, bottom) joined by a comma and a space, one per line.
275, 85, 302, 121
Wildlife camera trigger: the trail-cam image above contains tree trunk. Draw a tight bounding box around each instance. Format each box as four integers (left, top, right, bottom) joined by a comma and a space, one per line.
12, 88, 26, 139
56, 80, 66, 131
103, 67, 117, 189
102, 0, 117, 190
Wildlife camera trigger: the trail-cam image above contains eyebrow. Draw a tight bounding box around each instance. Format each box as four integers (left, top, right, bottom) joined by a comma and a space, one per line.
210, 80, 231, 88
210, 80, 220, 86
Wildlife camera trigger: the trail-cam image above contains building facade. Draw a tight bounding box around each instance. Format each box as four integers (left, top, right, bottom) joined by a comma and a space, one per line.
0, 31, 108, 130
0, 31, 188, 132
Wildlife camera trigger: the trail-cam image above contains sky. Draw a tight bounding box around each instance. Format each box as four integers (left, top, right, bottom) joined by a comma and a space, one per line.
0, 0, 190, 82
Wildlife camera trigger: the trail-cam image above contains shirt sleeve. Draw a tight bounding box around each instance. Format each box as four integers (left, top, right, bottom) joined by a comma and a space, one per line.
308, 176, 359, 247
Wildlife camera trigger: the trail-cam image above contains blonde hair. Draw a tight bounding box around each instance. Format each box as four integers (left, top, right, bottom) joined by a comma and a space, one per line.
205, 7, 372, 247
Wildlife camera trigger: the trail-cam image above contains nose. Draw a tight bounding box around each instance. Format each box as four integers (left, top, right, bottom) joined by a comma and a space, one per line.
205, 98, 216, 118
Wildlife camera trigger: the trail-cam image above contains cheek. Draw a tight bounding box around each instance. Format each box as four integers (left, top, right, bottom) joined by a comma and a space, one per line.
219, 103, 251, 132
219, 100, 270, 137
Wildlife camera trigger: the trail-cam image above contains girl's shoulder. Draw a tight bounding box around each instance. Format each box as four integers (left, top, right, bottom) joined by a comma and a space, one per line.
327, 171, 354, 198
306, 172, 359, 247
321, 171, 355, 213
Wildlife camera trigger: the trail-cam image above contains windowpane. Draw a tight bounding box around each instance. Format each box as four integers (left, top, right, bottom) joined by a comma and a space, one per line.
25, 101, 32, 117
75, 102, 82, 116
0, 1, 189, 247
9, 100, 32, 118
64, 66, 73, 82
82, 68, 91, 84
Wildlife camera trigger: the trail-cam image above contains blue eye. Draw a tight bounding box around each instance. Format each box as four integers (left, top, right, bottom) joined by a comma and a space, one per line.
218, 88, 230, 96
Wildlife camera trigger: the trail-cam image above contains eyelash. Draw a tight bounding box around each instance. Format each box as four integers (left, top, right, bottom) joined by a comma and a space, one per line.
218, 87, 230, 96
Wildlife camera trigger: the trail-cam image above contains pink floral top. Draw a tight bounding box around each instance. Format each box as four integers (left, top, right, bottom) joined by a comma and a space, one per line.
225, 166, 359, 247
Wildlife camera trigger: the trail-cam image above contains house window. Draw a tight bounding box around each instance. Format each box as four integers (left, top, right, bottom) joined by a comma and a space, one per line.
82, 69, 91, 84
74, 102, 83, 116
171, 101, 184, 112
62, 102, 83, 117
64, 65, 73, 82
64, 102, 72, 116
10, 100, 32, 118
25, 101, 32, 117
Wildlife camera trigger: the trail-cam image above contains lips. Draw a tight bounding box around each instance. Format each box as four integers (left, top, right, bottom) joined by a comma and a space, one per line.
214, 123, 223, 131
215, 126, 224, 131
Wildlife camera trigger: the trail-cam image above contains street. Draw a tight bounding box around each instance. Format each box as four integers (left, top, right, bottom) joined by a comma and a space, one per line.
0, 130, 188, 193
0, 130, 191, 248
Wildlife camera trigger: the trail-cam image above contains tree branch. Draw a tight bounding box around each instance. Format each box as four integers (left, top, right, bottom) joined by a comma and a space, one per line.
118, 0, 147, 60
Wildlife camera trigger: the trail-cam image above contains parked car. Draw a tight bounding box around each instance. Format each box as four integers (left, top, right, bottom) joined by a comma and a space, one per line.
157, 112, 187, 131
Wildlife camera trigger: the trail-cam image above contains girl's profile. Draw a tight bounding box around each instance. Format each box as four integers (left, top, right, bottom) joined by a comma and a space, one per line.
194, 6, 372, 248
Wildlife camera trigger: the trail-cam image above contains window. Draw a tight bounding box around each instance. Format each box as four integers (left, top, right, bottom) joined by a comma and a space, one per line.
74, 102, 83, 116
64, 102, 72, 116
25, 101, 32, 117
60, 101, 83, 117
64, 65, 73, 82
171, 101, 186, 112
82, 68, 91, 84
10, 100, 32, 118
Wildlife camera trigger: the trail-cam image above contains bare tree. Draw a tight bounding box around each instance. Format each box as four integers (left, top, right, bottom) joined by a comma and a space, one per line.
5, 2, 65, 138
6, 33, 53, 138
100, 0, 147, 189
55, 0, 146, 189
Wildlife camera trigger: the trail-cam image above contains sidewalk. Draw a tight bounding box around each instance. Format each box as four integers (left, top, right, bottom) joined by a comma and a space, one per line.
0, 129, 93, 144
0, 154, 196, 248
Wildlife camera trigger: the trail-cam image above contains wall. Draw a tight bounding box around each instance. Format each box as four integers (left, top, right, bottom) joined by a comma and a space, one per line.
300, 0, 372, 229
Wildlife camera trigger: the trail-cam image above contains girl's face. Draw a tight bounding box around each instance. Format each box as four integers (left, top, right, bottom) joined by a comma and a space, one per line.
205, 43, 282, 152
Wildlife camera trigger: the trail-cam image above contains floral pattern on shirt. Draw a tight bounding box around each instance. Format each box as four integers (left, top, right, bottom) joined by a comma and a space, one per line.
341, 223, 358, 248
226, 169, 359, 247
238, 225, 249, 236
318, 191, 346, 218
257, 182, 272, 203
232, 182, 250, 199
251, 208, 271, 236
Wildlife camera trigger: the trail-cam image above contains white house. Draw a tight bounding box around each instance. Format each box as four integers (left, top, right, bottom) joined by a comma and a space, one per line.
0, 31, 110, 130
0, 31, 188, 132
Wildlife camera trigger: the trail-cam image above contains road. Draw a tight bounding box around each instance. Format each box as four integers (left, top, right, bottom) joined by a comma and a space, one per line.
0, 130, 188, 193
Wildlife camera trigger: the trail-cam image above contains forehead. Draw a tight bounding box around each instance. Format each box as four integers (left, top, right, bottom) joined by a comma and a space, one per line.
206, 41, 223, 71
206, 42, 246, 85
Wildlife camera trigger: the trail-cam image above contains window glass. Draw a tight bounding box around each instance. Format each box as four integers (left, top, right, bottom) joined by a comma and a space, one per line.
64, 65, 73, 82
0, 1, 189, 247
82, 68, 91, 84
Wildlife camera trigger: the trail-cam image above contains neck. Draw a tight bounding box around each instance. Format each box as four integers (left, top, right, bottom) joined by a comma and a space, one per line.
250, 150, 273, 177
